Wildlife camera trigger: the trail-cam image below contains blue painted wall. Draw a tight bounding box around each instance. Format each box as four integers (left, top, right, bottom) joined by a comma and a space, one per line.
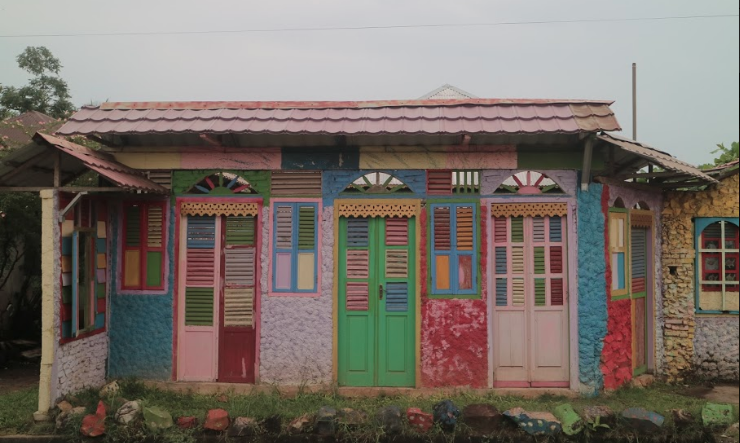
576, 183, 608, 392
108, 202, 174, 379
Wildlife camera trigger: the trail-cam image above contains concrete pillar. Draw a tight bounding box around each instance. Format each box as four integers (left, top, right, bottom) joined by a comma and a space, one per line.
35, 189, 59, 419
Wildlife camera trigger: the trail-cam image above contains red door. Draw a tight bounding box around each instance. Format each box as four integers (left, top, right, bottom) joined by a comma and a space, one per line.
218, 215, 257, 383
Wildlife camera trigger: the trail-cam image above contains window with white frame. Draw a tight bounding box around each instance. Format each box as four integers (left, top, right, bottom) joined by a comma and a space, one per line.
695, 218, 739, 313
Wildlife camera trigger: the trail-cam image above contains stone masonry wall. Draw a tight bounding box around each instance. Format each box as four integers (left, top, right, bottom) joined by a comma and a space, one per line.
662, 173, 739, 381
55, 333, 109, 399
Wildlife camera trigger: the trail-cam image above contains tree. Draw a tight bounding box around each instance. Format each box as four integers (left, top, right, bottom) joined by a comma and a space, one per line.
0, 46, 75, 119
699, 142, 739, 169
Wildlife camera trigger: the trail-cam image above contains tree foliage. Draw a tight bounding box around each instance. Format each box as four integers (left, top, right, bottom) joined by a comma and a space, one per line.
699, 142, 739, 170
0, 46, 75, 119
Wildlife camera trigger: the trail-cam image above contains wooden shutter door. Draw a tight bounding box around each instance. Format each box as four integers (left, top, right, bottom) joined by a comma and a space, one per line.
338, 217, 375, 386
179, 216, 219, 381
530, 216, 569, 386
218, 215, 257, 383
631, 226, 649, 375
491, 216, 529, 386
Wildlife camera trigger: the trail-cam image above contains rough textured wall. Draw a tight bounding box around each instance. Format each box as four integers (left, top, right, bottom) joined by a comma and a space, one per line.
107, 203, 173, 379
420, 207, 489, 388
55, 333, 109, 397
694, 317, 739, 380
576, 184, 608, 393
662, 173, 739, 380
259, 206, 333, 384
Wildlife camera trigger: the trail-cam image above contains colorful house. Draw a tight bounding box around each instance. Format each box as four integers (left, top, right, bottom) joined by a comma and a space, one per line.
0, 87, 722, 417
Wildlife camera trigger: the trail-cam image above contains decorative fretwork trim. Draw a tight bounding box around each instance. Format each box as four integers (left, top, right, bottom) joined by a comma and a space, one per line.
337, 202, 419, 218
490, 203, 568, 218
631, 210, 654, 228
181, 202, 259, 217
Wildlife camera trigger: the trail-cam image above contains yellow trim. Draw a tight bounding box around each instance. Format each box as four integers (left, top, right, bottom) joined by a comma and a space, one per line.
332, 198, 422, 387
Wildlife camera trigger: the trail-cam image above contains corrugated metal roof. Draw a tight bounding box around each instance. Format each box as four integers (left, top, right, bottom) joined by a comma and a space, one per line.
0, 133, 167, 193
1, 111, 62, 150
58, 99, 620, 136
597, 133, 718, 185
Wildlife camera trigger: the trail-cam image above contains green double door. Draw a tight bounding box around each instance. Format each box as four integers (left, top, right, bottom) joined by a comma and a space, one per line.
338, 216, 416, 387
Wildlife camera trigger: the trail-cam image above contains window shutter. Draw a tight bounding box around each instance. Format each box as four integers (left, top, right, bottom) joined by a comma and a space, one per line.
146, 170, 172, 189
271, 171, 322, 196
225, 248, 255, 286
298, 206, 316, 250
427, 170, 452, 195
385, 250, 409, 278
494, 217, 507, 243
275, 205, 293, 249
534, 279, 546, 306
125, 206, 141, 247
512, 279, 525, 306
533, 247, 546, 274
346, 282, 369, 311
226, 216, 256, 246
347, 250, 369, 279
347, 218, 369, 247
455, 206, 474, 250
224, 288, 254, 327
532, 217, 546, 242
549, 216, 562, 242
187, 216, 216, 249
631, 228, 647, 293
385, 282, 408, 312
495, 247, 507, 274
495, 278, 507, 306
550, 246, 563, 273
511, 217, 524, 243
551, 279, 564, 306
185, 287, 214, 326
433, 207, 451, 250
385, 218, 408, 246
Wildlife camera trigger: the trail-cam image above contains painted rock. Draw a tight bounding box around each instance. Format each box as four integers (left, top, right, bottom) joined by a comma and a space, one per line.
620, 407, 664, 433
375, 406, 403, 434
504, 408, 562, 436
177, 416, 198, 429
57, 401, 73, 413
702, 403, 735, 428
553, 404, 584, 436
583, 405, 616, 429
406, 408, 433, 433
80, 401, 106, 437
204, 408, 230, 431
289, 414, 312, 433
462, 404, 502, 435
433, 400, 461, 432
631, 374, 655, 388
315, 406, 337, 436
338, 408, 367, 427
144, 406, 173, 431
262, 415, 282, 434
115, 400, 141, 425
228, 417, 258, 437
99, 381, 120, 397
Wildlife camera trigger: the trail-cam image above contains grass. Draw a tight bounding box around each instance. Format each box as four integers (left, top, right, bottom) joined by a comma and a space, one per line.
0, 380, 737, 442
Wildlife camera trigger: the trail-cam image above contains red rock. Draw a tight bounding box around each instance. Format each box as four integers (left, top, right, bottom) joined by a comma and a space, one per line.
80, 401, 106, 437
177, 416, 198, 429
204, 409, 229, 431
217, 394, 228, 403
406, 408, 433, 433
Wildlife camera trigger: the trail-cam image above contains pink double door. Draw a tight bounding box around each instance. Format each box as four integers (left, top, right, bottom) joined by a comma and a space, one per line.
491, 215, 570, 387
177, 214, 257, 383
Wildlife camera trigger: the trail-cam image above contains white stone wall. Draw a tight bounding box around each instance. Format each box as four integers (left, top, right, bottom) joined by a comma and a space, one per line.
694, 317, 739, 381
55, 333, 109, 398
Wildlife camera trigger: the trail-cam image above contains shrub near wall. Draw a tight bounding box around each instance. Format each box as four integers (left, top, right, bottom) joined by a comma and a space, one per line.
662, 173, 739, 381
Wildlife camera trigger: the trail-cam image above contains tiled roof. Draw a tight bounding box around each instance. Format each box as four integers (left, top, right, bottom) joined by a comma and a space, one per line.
57, 99, 620, 136
0, 111, 62, 150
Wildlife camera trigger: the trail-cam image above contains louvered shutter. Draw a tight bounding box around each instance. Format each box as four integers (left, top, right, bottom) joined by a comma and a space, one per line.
272, 202, 318, 293
431, 203, 478, 295
123, 205, 142, 288
224, 215, 256, 327
184, 216, 216, 326
271, 171, 322, 196
631, 227, 647, 294
427, 170, 452, 195
345, 217, 370, 310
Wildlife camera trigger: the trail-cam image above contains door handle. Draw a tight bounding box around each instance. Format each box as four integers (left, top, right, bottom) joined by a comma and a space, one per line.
379, 284, 384, 300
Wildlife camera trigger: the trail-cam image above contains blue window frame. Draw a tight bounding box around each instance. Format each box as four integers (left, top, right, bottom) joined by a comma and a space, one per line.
695, 217, 739, 314
429, 202, 479, 297
271, 202, 319, 294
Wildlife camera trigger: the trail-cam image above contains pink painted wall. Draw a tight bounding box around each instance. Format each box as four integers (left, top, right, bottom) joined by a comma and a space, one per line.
419, 206, 490, 388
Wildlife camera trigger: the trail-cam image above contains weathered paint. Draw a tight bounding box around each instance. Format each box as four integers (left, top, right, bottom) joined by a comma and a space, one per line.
662, 174, 739, 381
108, 203, 174, 379
576, 184, 608, 393
113, 152, 182, 170
517, 146, 606, 170
281, 147, 360, 170
180, 148, 281, 170
359, 146, 516, 170
259, 206, 334, 384
481, 170, 577, 196
37, 190, 57, 413
420, 205, 488, 388
321, 170, 426, 207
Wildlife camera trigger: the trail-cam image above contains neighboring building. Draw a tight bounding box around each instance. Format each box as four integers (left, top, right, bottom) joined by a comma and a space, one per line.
0, 87, 724, 416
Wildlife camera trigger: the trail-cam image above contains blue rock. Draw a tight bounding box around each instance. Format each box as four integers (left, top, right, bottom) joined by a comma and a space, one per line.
621, 408, 664, 433
433, 400, 460, 433
504, 408, 562, 436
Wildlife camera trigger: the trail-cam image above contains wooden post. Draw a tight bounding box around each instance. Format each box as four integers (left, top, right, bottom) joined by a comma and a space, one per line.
53, 150, 61, 188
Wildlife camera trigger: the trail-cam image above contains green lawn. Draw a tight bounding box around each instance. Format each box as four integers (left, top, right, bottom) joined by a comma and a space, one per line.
1, 380, 736, 442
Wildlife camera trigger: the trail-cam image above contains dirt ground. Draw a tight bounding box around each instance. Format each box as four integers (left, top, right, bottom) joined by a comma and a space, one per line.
681, 383, 740, 405
0, 360, 39, 395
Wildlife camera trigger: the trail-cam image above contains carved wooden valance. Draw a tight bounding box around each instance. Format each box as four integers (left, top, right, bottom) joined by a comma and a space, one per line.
337, 203, 419, 218
630, 210, 654, 228
180, 202, 259, 217
490, 203, 568, 218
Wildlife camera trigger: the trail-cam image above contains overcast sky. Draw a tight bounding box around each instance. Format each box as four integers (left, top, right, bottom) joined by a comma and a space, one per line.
1, 0, 737, 165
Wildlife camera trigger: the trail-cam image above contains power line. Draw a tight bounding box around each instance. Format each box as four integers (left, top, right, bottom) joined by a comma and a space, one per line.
0, 14, 737, 38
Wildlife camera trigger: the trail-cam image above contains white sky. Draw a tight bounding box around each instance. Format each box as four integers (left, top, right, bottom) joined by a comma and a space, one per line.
0, 0, 738, 165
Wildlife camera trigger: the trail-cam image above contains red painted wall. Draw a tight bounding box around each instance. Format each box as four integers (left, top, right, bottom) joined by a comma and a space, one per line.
600, 187, 634, 390
419, 206, 489, 388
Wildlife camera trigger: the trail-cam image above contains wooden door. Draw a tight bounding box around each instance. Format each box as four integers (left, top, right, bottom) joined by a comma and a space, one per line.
338, 217, 416, 387
218, 216, 257, 383
178, 216, 220, 381
630, 226, 649, 376
492, 215, 569, 387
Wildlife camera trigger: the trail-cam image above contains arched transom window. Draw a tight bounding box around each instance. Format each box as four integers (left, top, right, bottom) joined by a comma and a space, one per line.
187, 172, 257, 195
344, 172, 411, 194
496, 171, 563, 194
